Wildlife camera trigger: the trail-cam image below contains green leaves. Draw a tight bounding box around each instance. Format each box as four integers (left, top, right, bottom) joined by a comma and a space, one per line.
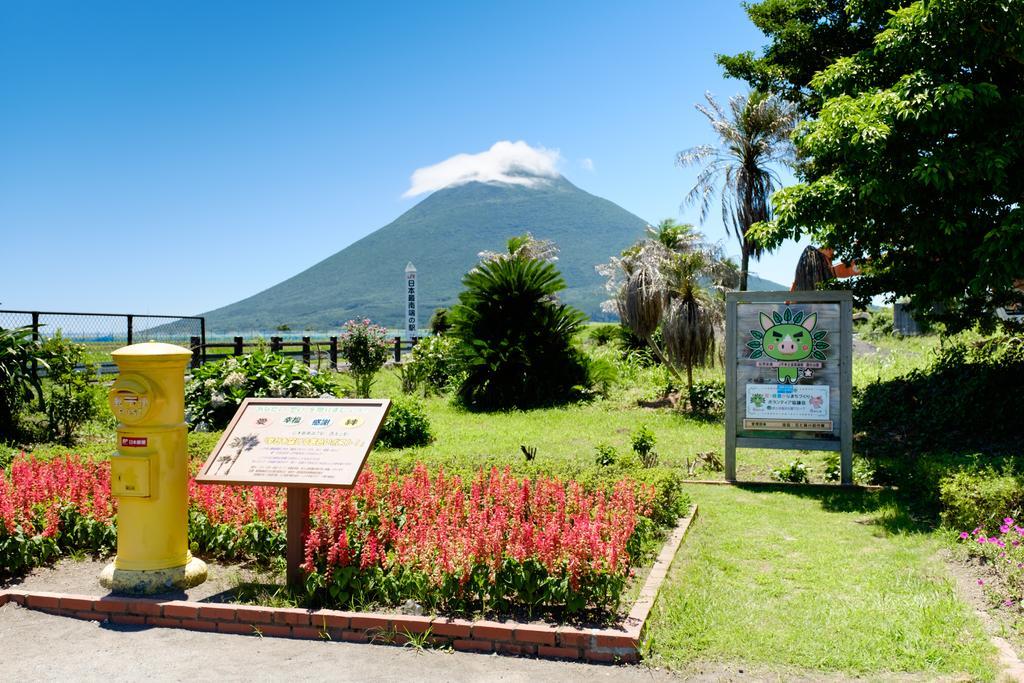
759, 0, 1024, 329
450, 249, 591, 410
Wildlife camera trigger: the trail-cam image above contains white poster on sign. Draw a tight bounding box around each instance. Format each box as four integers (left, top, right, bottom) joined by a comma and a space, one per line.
745, 384, 830, 421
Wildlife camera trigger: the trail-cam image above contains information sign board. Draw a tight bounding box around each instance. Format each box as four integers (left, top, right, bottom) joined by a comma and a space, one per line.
725, 291, 853, 484
195, 398, 390, 488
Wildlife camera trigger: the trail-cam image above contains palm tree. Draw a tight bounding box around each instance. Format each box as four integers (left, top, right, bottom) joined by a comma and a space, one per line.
678, 90, 797, 291
597, 220, 731, 398
661, 252, 722, 393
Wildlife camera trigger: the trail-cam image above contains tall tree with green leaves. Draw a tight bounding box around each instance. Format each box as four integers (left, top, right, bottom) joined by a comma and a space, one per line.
717, 0, 901, 115
678, 91, 797, 292
752, 0, 1024, 329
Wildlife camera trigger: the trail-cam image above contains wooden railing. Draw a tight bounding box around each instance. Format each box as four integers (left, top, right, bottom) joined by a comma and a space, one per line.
188, 335, 420, 370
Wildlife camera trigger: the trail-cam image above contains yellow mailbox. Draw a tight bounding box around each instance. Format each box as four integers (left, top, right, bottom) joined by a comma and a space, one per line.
99, 342, 207, 593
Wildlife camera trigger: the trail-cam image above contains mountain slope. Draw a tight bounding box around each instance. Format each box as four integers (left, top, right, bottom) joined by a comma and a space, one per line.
200, 175, 786, 332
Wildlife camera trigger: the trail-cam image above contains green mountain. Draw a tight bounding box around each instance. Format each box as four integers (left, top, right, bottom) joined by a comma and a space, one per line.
200, 175, 786, 333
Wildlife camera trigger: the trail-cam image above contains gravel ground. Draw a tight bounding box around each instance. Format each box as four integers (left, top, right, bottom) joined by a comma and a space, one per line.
0, 602, 683, 682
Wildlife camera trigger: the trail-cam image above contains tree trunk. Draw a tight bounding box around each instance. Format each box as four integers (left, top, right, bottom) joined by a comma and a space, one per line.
740, 241, 750, 291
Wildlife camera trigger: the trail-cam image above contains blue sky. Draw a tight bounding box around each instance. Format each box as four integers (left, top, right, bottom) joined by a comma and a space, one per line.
0, 1, 807, 316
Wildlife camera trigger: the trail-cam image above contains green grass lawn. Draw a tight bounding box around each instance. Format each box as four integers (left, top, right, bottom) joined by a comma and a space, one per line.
644, 484, 995, 679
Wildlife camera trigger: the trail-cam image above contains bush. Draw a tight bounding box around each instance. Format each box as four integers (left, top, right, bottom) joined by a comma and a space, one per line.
185, 350, 336, 431
581, 354, 618, 399
687, 379, 724, 416
594, 443, 618, 467
939, 469, 1024, 531
405, 334, 466, 395
631, 424, 658, 468
376, 397, 433, 449
855, 333, 1024, 491
865, 308, 894, 338
822, 453, 875, 485
0, 325, 46, 441
771, 459, 809, 483
587, 324, 618, 346
450, 252, 591, 410
40, 332, 99, 445
338, 319, 391, 398
429, 308, 451, 335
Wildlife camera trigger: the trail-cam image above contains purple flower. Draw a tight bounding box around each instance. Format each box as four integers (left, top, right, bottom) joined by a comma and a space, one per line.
1005, 517, 1015, 525
960, 532, 970, 539
1001, 525, 1011, 534
978, 579, 985, 585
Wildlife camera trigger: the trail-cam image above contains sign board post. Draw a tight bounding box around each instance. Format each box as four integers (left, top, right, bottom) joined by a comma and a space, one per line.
725, 291, 853, 485
196, 398, 391, 585
405, 262, 418, 336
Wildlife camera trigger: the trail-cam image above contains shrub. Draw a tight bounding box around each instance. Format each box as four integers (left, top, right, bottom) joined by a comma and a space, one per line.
822, 453, 875, 486
587, 324, 618, 346
939, 469, 1024, 531
450, 252, 591, 410
631, 424, 658, 468
582, 354, 618, 399
771, 459, 809, 483
185, 350, 336, 431
376, 397, 433, 449
687, 379, 724, 416
865, 308, 894, 338
594, 443, 618, 467
338, 319, 391, 398
0, 325, 46, 441
855, 333, 1024, 491
40, 332, 99, 445
429, 308, 451, 335
405, 334, 465, 395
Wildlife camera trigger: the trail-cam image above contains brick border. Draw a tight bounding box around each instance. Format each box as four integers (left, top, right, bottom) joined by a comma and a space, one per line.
0, 505, 696, 664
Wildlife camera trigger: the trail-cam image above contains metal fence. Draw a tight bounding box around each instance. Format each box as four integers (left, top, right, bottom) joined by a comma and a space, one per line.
0, 309, 205, 374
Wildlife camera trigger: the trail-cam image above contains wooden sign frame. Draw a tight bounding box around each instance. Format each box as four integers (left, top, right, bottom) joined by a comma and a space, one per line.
195, 397, 391, 584
725, 291, 853, 485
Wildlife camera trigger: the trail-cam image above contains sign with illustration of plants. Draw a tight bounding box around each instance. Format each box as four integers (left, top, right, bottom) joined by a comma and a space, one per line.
196, 398, 391, 488
725, 291, 853, 484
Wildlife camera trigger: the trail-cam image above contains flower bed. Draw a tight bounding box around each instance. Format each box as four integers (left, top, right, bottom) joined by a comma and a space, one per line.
3, 455, 668, 620
958, 516, 1024, 608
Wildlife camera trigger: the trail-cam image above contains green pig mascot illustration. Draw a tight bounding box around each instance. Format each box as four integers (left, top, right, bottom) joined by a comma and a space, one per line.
747, 308, 830, 383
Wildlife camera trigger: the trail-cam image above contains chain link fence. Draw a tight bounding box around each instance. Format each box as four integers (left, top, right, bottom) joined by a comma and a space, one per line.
0, 310, 205, 374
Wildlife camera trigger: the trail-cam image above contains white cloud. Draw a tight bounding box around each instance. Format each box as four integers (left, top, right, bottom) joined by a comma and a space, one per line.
580, 157, 595, 172
404, 140, 562, 197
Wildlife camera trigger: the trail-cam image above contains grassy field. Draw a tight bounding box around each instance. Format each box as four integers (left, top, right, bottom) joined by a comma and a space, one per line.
644, 485, 994, 679
9, 330, 1003, 678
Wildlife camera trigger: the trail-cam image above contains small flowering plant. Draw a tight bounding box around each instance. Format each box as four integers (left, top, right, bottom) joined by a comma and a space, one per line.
185, 349, 336, 430
958, 516, 1024, 609
338, 318, 391, 398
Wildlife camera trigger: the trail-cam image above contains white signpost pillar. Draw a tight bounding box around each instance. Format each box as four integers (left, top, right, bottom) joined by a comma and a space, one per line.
405, 262, 418, 336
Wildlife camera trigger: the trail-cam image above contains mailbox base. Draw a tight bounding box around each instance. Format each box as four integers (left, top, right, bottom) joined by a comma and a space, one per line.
100, 555, 208, 594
